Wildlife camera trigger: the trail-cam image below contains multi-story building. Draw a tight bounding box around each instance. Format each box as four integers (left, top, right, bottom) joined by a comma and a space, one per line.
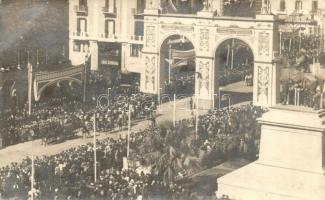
69, 0, 146, 80
68, 0, 325, 94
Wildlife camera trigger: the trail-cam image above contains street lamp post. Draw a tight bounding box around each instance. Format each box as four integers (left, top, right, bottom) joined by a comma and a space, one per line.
31, 145, 35, 200
83, 55, 88, 110
218, 88, 223, 109
107, 88, 111, 107
168, 41, 172, 84
93, 112, 97, 183
222, 94, 231, 110
127, 104, 131, 158
279, 31, 282, 55
173, 93, 176, 128
158, 87, 162, 110
195, 94, 199, 140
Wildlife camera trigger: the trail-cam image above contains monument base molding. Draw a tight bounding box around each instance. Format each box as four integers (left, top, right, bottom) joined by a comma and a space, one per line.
217, 106, 325, 200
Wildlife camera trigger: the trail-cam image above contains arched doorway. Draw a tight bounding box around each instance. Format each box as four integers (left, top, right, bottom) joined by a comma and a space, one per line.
160, 35, 196, 96
215, 38, 254, 107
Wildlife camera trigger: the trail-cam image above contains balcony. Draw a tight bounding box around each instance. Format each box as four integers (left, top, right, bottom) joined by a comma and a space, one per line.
130, 35, 143, 43
71, 31, 89, 38
74, 5, 88, 15
132, 8, 144, 15
98, 34, 143, 43
102, 6, 117, 17
100, 33, 118, 40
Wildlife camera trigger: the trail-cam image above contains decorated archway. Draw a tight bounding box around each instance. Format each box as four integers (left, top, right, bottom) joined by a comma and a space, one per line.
26, 64, 88, 114
140, 11, 280, 109
34, 77, 82, 101
33, 66, 86, 101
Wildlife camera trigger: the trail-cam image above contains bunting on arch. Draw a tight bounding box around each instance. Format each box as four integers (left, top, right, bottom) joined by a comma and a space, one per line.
33, 65, 86, 101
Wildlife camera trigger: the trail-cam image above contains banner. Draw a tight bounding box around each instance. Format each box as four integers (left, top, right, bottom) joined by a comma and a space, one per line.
171, 49, 195, 60
171, 59, 189, 68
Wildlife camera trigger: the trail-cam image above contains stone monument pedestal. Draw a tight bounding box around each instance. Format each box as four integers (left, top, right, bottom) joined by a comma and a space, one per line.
217, 105, 325, 200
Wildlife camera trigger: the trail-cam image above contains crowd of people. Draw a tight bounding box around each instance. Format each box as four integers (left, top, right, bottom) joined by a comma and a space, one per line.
0, 71, 151, 148
0, 97, 82, 147
0, 128, 192, 199
280, 33, 324, 70
0, 101, 266, 199
280, 78, 325, 109
164, 72, 195, 96
197, 105, 266, 162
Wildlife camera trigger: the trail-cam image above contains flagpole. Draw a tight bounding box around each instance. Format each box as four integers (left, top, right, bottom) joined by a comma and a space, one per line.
231, 39, 234, 70
173, 93, 176, 128
108, 88, 111, 107
93, 112, 97, 183
169, 42, 172, 84
36, 49, 39, 66
31, 153, 34, 200
28, 51, 32, 116
158, 87, 161, 110
127, 104, 131, 158
17, 49, 20, 69
83, 55, 88, 111
195, 95, 199, 140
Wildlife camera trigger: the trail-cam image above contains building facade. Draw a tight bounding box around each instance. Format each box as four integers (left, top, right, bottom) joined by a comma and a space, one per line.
68, 0, 325, 107
69, 0, 145, 77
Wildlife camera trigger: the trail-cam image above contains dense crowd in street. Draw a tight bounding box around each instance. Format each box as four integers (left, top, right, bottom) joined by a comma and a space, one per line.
0, 134, 189, 200
0, 97, 81, 147
0, 102, 265, 199
0, 72, 152, 148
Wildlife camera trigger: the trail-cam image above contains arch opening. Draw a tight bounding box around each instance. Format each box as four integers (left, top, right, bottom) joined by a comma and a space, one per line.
159, 34, 196, 97
214, 38, 254, 107
38, 79, 82, 104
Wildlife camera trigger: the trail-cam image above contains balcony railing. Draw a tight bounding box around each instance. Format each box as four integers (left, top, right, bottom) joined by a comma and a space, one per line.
132, 8, 144, 15
100, 33, 118, 40
99, 34, 143, 42
102, 6, 117, 16
130, 35, 143, 42
71, 31, 89, 37
74, 5, 88, 14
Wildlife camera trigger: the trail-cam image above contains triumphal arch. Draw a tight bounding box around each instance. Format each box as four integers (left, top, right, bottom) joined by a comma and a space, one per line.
139, 8, 280, 108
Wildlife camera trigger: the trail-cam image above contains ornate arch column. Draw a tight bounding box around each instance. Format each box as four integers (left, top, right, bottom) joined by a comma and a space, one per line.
253, 15, 280, 107
195, 20, 215, 109
140, 9, 160, 94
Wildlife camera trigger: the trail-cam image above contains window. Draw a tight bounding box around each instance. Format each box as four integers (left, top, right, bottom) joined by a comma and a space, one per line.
105, 20, 115, 37
105, 0, 116, 13
79, 0, 87, 7
77, 18, 87, 34
73, 41, 81, 52
312, 1, 318, 12
295, 0, 302, 11
137, 0, 145, 14
130, 44, 143, 57
279, 0, 286, 11
73, 41, 89, 52
79, 0, 87, 11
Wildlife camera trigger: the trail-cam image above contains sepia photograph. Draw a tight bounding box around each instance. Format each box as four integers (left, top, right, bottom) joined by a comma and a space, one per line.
0, 0, 325, 199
